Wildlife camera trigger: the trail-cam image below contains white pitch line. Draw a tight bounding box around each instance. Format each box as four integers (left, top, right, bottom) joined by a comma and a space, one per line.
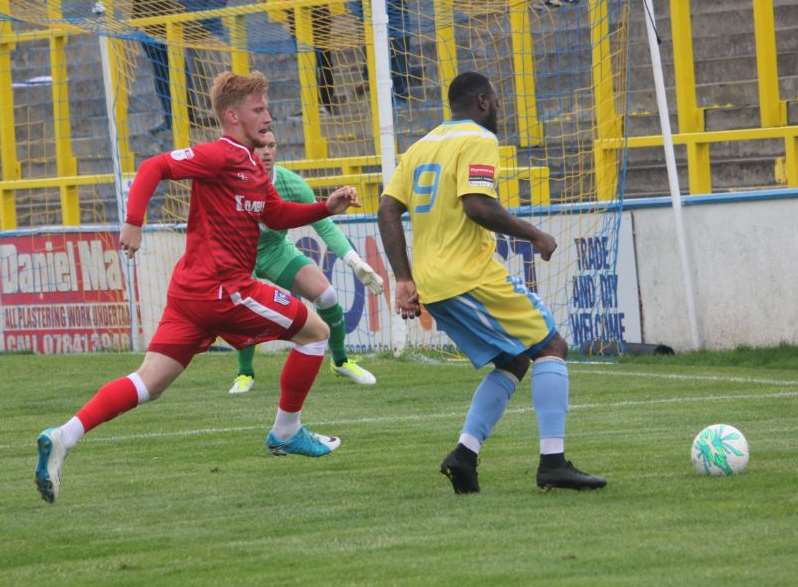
570, 390, 798, 410
571, 368, 798, 387
2, 389, 792, 451
400, 359, 798, 388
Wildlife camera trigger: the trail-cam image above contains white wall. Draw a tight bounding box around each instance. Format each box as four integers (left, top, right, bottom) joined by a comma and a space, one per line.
631, 196, 798, 350
127, 193, 798, 352
134, 229, 185, 346
3, 193, 795, 354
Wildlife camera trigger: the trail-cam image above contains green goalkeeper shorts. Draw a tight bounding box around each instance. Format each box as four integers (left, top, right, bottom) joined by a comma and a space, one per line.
254, 239, 313, 290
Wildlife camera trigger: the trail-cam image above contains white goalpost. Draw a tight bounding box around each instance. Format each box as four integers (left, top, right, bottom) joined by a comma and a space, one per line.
642, 0, 702, 349
95, 1, 144, 352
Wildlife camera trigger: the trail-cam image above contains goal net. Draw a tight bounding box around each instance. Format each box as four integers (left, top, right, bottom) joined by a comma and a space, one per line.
0, 0, 632, 357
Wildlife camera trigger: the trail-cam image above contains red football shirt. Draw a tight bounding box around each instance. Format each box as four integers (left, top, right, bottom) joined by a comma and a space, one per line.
125, 136, 330, 300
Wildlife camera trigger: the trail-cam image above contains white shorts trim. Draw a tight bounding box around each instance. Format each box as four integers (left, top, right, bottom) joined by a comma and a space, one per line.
230, 291, 293, 329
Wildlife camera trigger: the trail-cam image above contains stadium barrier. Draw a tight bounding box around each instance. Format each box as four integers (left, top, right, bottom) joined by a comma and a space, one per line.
1, 1, 632, 355
5, 1, 795, 354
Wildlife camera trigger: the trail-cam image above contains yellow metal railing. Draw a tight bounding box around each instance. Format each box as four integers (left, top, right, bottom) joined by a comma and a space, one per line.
2, 0, 795, 230
283, 153, 551, 212
433, 0, 457, 120
47, 0, 79, 225
597, 126, 798, 190
589, 0, 622, 201
594, 0, 797, 196
104, 0, 135, 182
0, 0, 552, 228
0, 0, 20, 229
226, 14, 250, 75
166, 22, 190, 148
0, 0, 371, 228
753, 0, 787, 128
510, 0, 543, 147
294, 5, 327, 159
669, 0, 710, 195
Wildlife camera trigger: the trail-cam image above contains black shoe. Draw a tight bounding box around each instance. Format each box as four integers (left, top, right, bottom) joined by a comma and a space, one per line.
536, 460, 607, 490
440, 444, 479, 494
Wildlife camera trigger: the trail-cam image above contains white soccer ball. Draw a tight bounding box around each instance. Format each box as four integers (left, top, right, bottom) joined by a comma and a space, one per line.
691, 424, 749, 476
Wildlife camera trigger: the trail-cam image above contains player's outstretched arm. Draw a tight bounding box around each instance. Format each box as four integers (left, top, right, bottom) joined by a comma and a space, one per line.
121, 145, 226, 259
262, 185, 360, 230
325, 186, 361, 214
120, 155, 173, 259
120, 223, 142, 259
461, 194, 557, 261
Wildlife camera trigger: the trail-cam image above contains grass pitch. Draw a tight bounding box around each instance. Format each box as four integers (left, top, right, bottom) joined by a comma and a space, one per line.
1, 350, 797, 585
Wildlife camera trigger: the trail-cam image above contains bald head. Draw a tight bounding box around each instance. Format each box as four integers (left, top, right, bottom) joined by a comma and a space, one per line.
447, 72, 499, 133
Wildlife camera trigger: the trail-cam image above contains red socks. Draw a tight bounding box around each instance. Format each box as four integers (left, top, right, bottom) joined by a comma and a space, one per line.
76, 376, 140, 433
71, 346, 323, 435
278, 347, 325, 412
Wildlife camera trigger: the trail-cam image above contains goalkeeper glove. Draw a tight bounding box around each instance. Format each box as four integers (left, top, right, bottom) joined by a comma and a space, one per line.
344, 251, 384, 295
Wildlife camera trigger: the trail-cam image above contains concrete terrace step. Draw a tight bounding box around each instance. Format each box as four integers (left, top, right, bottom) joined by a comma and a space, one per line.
706, 106, 770, 131
627, 74, 798, 113
627, 25, 798, 64
623, 138, 786, 165
543, 100, 798, 136
629, 2, 798, 40
527, 1, 798, 45
630, 52, 798, 91
623, 156, 780, 194
538, 100, 798, 139
5, 0, 798, 217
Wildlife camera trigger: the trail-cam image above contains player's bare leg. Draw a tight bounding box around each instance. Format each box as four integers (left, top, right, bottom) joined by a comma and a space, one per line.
36, 352, 184, 503
265, 310, 341, 457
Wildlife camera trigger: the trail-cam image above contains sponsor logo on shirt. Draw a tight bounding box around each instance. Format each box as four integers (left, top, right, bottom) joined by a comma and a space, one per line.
273, 290, 291, 306
468, 164, 495, 188
170, 147, 195, 161
234, 194, 265, 214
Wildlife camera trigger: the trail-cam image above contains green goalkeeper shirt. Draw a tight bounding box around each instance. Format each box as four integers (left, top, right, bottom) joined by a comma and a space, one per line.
257, 165, 353, 260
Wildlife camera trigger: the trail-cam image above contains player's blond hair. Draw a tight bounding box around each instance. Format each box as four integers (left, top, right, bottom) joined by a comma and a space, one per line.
210, 71, 268, 122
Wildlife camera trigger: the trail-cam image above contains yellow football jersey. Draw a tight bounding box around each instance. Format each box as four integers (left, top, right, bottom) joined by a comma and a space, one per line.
383, 120, 507, 303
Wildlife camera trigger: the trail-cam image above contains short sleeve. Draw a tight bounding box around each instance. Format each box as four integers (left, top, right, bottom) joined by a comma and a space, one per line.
162, 143, 226, 181
382, 160, 411, 206
456, 135, 500, 200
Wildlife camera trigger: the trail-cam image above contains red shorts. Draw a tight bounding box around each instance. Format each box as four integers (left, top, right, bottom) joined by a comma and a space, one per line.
148, 281, 308, 367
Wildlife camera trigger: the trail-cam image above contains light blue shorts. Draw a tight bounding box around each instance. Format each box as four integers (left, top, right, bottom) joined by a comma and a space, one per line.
425, 274, 556, 368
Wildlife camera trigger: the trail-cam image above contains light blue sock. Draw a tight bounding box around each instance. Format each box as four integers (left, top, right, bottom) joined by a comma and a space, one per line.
532, 357, 569, 443
461, 369, 518, 451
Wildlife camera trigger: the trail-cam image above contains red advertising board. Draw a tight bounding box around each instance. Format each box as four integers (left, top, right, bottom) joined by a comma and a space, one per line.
0, 231, 136, 353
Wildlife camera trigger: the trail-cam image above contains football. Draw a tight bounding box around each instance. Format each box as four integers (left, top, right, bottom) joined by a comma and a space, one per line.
691, 424, 749, 476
